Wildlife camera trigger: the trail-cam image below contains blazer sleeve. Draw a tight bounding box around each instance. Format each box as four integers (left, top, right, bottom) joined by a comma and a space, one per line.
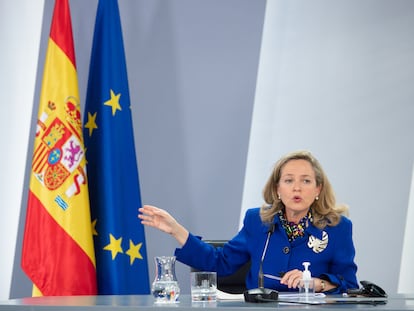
174, 233, 251, 276
174, 209, 257, 276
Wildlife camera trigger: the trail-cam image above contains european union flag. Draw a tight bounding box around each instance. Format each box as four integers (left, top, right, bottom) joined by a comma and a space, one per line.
83, 0, 150, 294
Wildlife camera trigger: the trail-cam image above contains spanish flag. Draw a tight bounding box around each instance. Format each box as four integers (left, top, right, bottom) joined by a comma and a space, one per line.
21, 0, 97, 296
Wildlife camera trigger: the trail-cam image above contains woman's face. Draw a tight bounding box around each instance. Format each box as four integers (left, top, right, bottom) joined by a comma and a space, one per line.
277, 159, 321, 221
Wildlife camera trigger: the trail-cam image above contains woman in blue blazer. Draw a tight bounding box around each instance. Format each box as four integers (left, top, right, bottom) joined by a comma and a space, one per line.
139, 150, 358, 294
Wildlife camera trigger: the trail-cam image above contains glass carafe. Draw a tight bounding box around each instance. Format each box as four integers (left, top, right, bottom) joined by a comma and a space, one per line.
151, 256, 180, 303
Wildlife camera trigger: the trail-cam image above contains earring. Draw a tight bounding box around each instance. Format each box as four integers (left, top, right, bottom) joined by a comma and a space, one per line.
315, 196, 319, 201
278, 194, 281, 200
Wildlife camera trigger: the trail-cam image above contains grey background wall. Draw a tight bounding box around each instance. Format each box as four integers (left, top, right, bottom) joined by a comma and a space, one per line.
8, 0, 267, 298
2, 0, 414, 299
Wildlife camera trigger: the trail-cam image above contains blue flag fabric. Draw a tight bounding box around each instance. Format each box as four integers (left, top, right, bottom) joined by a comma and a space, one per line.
83, 0, 150, 294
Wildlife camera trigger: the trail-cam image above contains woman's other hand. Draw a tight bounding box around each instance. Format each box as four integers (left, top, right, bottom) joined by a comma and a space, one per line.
138, 205, 189, 246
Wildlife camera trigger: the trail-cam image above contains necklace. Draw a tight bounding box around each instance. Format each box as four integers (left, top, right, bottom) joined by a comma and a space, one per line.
278, 210, 312, 242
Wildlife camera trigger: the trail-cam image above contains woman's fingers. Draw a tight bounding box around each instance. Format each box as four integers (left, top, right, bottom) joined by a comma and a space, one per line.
138, 206, 160, 226
280, 269, 303, 288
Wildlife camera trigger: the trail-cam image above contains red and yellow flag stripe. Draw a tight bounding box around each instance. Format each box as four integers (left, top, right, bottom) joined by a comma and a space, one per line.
22, 0, 97, 296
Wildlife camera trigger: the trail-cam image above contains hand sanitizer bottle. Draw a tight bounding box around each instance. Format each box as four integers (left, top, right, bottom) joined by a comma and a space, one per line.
299, 261, 314, 299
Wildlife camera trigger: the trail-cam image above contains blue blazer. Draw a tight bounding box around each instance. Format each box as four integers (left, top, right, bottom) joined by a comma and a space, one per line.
175, 207, 358, 293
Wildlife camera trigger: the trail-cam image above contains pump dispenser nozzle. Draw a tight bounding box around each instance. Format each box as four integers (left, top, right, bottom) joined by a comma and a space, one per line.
302, 262, 311, 280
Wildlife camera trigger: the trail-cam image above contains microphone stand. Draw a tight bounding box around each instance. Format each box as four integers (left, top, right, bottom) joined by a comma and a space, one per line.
244, 224, 279, 303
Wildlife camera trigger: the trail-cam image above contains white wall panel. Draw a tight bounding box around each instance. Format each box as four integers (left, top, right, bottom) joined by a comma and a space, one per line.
0, 0, 44, 300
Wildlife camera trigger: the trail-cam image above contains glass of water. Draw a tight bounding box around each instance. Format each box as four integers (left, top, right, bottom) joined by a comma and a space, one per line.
190, 271, 217, 302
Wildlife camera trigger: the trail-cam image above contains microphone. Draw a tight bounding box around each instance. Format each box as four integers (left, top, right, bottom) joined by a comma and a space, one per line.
244, 224, 279, 303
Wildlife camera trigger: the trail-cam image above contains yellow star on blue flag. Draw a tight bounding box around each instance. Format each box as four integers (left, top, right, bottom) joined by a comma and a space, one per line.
104, 89, 122, 116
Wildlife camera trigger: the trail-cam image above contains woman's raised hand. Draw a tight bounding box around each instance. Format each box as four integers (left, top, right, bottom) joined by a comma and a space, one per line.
138, 205, 189, 246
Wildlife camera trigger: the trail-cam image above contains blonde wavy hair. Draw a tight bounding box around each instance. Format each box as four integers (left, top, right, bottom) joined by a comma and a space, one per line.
260, 150, 348, 229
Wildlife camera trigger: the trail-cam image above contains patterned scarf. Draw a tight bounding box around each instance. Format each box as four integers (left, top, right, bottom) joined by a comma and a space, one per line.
278, 209, 313, 242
